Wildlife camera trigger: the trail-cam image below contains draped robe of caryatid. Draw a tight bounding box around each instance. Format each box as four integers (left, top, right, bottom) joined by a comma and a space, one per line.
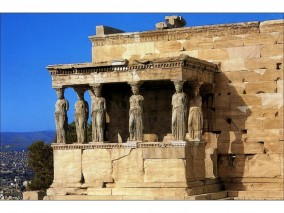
172, 92, 187, 140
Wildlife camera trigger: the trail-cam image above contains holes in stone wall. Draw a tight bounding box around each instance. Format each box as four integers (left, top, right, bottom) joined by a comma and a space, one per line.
243, 90, 246, 94
245, 154, 255, 160
241, 129, 247, 134
226, 118, 232, 124
275, 111, 279, 117
276, 63, 282, 70
227, 92, 231, 95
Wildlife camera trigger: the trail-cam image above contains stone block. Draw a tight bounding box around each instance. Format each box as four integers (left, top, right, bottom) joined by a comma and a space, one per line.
220, 59, 247, 71
112, 149, 144, 183
261, 44, 284, 57
144, 159, 187, 182
186, 191, 227, 200
198, 49, 228, 60
259, 93, 283, 108
45, 195, 124, 200
263, 118, 283, 129
82, 149, 112, 183
182, 50, 199, 58
53, 149, 82, 184
247, 154, 281, 178
154, 40, 182, 53
192, 160, 205, 179
214, 95, 231, 108
264, 142, 283, 154
249, 105, 279, 118
226, 46, 260, 60
245, 81, 277, 94
245, 57, 283, 70
277, 80, 283, 93
192, 146, 205, 160
87, 188, 112, 196
228, 190, 284, 199
111, 148, 132, 161
112, 188, 188, 196
186, 186, 204, 195
225, 182, 283, 191
261, 69, 283, 81
244, 117, 263, 130
205, 148, 218, 179
96, 25, 124, 36
23, 191, 46, 200
214, 119, 231, 131
213, 36, 243, 48
241, 94, 262, 106
142, 147, 185, 159
228, 71, 260, 83
242, 129, 281, 143
183, 37, 213, 50
277, 32, 283, 44
260, 20, 284, 33
214, 85, 230, 94
243, 71, 263, 82
122, 42, 156, 59
244, 33, 278, 46
92, 45, 126, 62
217, 142, 264, 154
218, 155, 249, 178
65, 188, 87, 195
229, 83, 246, 95
122, 195, 155, 200
203, 183, 221, 193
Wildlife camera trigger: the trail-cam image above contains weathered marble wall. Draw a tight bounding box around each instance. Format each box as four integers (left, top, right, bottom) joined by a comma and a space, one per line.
90, 19, 284, 199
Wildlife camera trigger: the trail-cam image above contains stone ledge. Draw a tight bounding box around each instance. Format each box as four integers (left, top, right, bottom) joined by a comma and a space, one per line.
52, 140, 206, 150
89, 21, 261, 46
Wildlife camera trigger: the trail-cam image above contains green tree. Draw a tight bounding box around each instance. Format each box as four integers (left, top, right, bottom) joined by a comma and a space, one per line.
27, 122, 92, 191
27, 140, 53, 191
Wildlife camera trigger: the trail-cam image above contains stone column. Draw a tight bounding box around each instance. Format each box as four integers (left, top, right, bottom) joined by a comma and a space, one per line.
74, 87, 89, 143
171, 80, 188, 141
187, 82, 203, 141
54, 88, 69, 144
89, 84, 106, 142
128, 81, 144, 141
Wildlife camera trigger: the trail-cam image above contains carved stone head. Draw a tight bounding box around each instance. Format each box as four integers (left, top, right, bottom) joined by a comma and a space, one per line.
55, 88, 64, 99
192, 83, 202, 97
93, 84, 101, 97
130, 82, 141, 95
173, 80, 184, 93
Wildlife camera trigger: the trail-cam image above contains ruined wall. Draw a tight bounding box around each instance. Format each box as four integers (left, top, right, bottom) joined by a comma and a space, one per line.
90, 19, 284, 198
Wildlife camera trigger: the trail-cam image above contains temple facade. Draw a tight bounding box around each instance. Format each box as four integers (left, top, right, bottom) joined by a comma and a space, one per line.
44, 16, 283, 200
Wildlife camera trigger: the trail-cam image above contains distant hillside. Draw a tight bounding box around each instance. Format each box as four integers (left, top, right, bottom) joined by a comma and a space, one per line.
0, 131, 56, 151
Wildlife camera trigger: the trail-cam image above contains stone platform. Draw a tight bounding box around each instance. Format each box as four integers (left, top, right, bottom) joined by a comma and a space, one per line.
44, 141, 225, 200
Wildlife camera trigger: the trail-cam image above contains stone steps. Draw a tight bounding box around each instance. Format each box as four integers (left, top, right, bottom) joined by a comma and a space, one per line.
186, 191, 228, 200
44, 191, 228, 200
227, 190, 284, 200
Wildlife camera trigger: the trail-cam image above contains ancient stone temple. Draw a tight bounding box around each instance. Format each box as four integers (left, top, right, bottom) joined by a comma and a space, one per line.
44, 16, 284, 200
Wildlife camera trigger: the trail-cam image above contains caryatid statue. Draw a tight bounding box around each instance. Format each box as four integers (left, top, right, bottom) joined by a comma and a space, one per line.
74, 88, 89, 143
90, 84, 106, 142
188, 83, 203, 140
171, 80, 188, 140
54, 88, 69, 144
129, 82, 144, 141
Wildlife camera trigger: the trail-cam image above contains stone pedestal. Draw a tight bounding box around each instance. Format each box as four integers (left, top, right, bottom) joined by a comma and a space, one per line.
45, 141, 223, 200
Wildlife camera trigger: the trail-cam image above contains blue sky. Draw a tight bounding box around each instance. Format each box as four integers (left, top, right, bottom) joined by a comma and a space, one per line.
1, 13, 283, 132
